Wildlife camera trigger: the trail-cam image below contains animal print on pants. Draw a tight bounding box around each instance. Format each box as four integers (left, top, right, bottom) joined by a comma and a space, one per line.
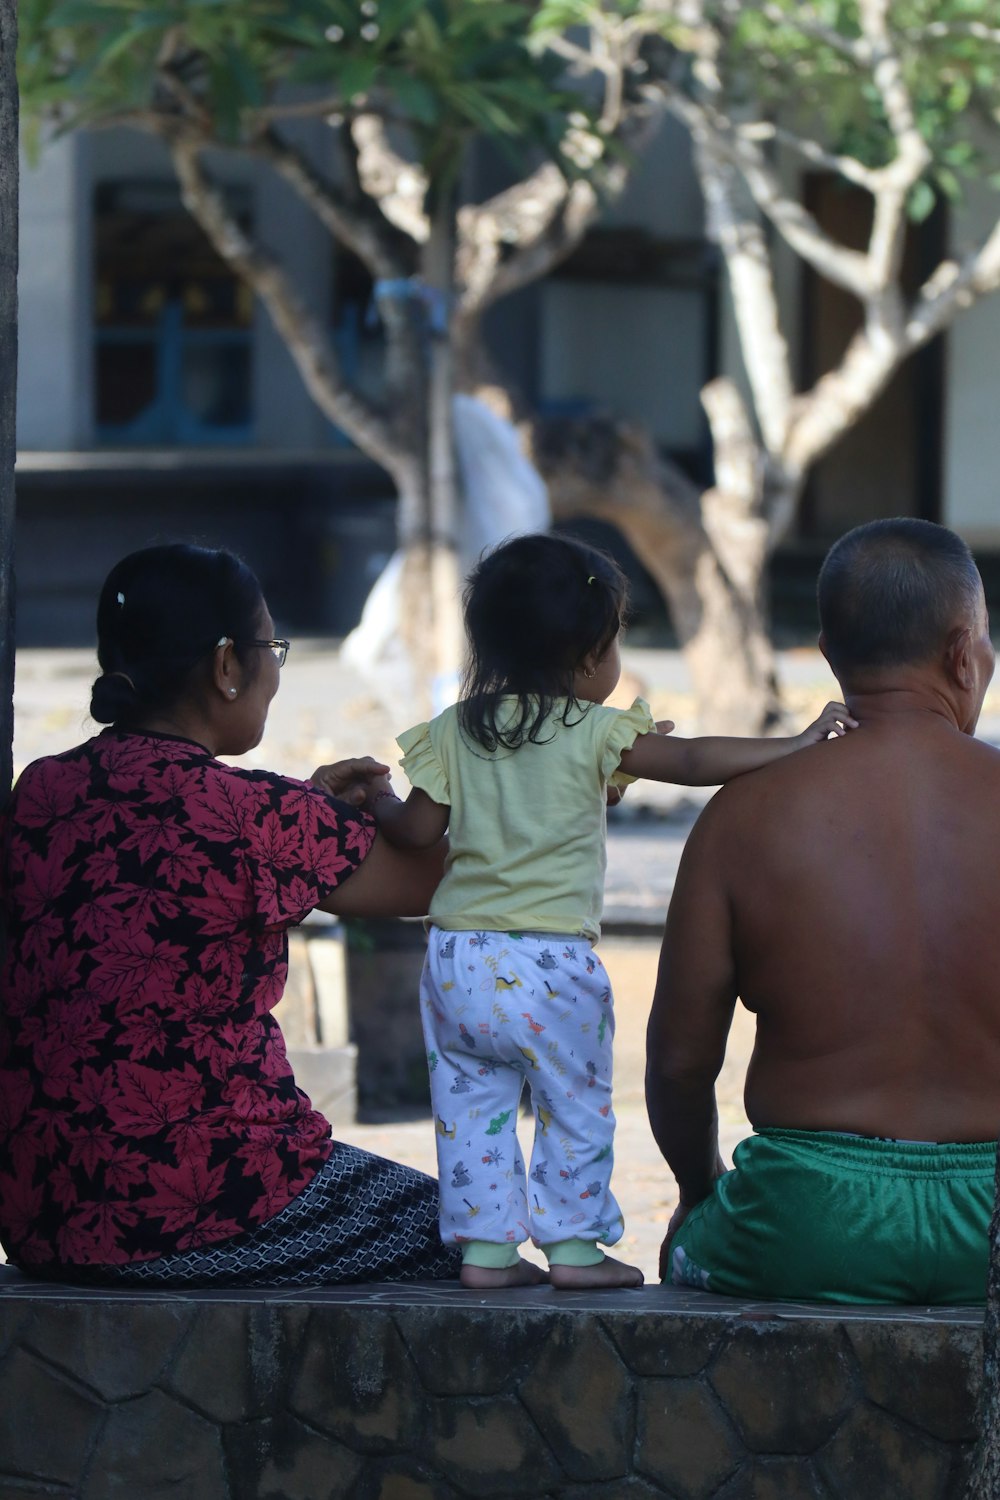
421, 928, 623, 1253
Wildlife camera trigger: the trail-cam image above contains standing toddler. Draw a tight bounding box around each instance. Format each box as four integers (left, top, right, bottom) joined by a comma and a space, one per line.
350, 534, 854, 1288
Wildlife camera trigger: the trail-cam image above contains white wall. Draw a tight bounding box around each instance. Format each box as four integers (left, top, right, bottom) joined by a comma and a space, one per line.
18, 132, 92, 449
19, 125, 337, 453
540, 283, 708, 446
941, 179, 1000, 543
537, 116, 710, 446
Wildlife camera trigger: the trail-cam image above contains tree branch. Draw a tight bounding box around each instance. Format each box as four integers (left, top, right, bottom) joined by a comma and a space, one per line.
255, 125, 416, 278
349, 114, 429, 244
905, 217, 1000, 351
457, 62, 667, 320
657, 83, 874, 299
858, 0, 931, 291
757, 2, 869, 63
456, 163, 600, 318
692, 127, 794, 460
740, 120, 878, 193
167, 131, 404, 476
914, 20, 1000, 47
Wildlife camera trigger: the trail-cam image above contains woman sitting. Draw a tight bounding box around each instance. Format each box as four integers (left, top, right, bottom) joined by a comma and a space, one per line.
0, 543, 458, 1286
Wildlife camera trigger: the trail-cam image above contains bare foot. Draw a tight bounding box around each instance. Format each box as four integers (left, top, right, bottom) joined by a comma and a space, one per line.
460, 1258, 550, 1289
548, 1254, 644, 1290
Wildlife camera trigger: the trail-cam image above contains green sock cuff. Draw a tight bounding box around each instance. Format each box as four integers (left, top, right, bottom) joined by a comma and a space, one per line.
545, 1238, 607, 1267
461, 1240, 522, 1269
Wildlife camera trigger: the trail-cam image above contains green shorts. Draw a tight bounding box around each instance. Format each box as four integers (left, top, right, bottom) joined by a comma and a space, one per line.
670, 1128, 996, 1305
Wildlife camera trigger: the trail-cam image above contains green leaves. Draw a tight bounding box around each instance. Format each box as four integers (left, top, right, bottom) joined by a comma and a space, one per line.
20, 0, 585, 187
694, 0, 1000, 194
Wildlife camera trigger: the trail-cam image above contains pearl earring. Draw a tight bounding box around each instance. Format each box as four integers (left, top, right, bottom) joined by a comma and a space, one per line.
229, 687, 237, 697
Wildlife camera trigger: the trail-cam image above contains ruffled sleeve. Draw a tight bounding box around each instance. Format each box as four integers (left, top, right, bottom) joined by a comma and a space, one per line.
601, 697, 657, 788
397, 721, 451, 806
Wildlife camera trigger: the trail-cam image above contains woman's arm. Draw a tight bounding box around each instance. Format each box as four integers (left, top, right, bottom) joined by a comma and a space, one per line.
616, 701, 857, 788
315, 830, 448, 918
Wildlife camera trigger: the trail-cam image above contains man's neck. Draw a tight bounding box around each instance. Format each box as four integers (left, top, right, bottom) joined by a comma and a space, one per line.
842, 679, 971, 735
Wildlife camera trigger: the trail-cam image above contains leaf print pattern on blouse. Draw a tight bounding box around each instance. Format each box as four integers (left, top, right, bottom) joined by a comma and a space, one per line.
0, 729, 375, 1269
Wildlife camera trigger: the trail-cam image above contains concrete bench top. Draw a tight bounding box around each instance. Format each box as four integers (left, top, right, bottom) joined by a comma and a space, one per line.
0, 1259, 985, 1321
0, 1263, 985, 1499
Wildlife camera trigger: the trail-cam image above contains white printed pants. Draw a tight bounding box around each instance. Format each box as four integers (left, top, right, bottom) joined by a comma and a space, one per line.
420, 928, 623, 1253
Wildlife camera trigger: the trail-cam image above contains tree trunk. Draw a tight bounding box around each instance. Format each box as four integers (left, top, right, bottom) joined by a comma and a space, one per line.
344, 200, 464, 720
530, 410, 783, 735
646, 511, 782, 734
0, 0, 17, 804
414, 192, 462, 709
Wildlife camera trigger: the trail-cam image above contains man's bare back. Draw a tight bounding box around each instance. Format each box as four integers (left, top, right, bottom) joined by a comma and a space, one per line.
699, 709, 1000, 1143
646, 518, 1000, 1303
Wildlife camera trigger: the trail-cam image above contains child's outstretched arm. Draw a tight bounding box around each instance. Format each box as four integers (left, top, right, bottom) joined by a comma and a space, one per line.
363, 775, 451, 849
616, 701, 858, 788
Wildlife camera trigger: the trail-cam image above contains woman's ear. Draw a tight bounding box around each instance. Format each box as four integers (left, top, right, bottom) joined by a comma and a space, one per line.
212, 636, 241, 699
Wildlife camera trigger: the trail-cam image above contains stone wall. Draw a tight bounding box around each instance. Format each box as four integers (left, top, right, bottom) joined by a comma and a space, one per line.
0, 1268, 982, 1499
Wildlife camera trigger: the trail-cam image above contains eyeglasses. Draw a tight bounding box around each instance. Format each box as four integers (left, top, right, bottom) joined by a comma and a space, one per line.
215, 636, 291, 668
245, 638, 290, 667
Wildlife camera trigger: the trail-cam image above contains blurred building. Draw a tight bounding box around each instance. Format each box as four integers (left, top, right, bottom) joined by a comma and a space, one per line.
16, 117, 1000, 644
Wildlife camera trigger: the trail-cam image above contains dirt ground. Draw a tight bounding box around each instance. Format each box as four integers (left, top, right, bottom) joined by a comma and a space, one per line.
335, 934, 755, 1285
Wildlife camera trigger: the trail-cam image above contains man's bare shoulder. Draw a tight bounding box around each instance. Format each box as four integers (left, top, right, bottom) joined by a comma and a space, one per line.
691, 721, 1000, 848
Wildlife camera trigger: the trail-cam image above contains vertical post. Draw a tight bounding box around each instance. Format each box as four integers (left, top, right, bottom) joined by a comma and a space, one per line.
0, 0, 17, 803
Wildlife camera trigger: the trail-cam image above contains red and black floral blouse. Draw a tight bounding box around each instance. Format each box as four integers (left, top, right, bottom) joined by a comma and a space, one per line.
0, 729, 375, 1271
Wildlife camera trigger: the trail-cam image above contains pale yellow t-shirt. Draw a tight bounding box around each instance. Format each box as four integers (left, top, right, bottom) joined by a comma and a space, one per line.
398, 697, 655, 942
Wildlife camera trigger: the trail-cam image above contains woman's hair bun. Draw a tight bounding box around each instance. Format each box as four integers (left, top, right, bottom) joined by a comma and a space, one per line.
90, 671, 140, 725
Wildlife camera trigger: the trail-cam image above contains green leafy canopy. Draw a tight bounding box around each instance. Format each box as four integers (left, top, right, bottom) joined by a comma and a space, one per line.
19, 0, 594, 184
532, 0, 1000, 214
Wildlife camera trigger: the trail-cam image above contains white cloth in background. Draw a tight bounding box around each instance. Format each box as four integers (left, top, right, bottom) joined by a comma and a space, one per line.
340, 396, 550, 709
453, 394, 550, 573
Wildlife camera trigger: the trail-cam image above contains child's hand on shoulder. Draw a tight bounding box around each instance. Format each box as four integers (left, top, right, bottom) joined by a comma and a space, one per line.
310, 756, 391, 807
795, 702, 859, 747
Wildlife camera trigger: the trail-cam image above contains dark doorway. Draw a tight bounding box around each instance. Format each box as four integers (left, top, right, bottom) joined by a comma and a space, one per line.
798, 176, 945, 539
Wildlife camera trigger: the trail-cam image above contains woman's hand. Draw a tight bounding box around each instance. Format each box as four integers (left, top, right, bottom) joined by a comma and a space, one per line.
310, 756, 391, 807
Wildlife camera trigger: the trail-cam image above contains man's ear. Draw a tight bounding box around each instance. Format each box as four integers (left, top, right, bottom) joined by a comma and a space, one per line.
944, 626, 974, 691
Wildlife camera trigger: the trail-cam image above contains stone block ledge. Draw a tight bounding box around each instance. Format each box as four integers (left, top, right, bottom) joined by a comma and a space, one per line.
0, 1265, 983, 1499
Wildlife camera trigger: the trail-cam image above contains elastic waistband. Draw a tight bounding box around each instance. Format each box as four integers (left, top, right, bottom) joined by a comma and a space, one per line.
751, 1128, 996, 1178
428, 926, 593, 947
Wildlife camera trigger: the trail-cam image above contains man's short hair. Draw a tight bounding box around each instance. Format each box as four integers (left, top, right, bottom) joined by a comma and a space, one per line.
818, 518, 983, 676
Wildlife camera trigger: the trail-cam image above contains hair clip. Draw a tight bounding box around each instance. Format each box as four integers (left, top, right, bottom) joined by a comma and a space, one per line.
587, 576, 596, 585
116, 592, 125, 606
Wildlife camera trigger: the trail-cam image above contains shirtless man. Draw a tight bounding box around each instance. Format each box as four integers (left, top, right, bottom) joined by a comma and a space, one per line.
646, 517, 1000, 1304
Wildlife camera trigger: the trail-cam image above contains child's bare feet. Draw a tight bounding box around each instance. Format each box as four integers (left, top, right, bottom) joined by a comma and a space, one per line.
548, 1254, 644, 1290
460, 1258, 549, 1289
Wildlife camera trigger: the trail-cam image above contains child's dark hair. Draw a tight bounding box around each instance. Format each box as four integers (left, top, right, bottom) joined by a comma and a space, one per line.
459, 532, 628, 750
90, 543, 264, 727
